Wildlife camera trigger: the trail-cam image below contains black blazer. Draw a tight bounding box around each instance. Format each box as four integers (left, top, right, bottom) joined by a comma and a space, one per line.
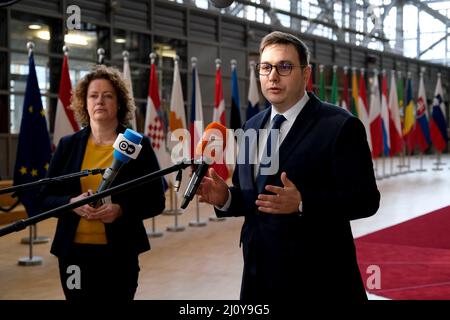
40, 125, 166, 257
216, 93, 380, 301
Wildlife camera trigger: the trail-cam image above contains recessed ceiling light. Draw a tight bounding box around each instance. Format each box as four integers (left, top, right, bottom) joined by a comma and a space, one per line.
65, 33, 88, 46
37, 30, 50, 41
28, 24, 42, 30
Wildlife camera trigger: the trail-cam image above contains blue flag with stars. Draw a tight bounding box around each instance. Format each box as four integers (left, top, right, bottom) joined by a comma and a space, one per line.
13, 52, 52, 217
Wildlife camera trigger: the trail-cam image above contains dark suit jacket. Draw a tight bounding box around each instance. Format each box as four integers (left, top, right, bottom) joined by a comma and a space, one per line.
40, 125, 165, 258
216, 92, 380, 301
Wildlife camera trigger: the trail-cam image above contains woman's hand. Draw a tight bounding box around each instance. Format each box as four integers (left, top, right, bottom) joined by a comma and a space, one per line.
70, 190, 97, 219
86, 203, 123, 223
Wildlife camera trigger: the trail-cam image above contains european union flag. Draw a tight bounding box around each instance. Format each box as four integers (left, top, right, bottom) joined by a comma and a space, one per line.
13, 52, 52, 217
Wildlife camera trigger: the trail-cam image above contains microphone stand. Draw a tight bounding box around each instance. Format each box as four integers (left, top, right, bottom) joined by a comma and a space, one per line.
0, 168, 106, 247
0, 168, 105, 195
0, 161, 192, 238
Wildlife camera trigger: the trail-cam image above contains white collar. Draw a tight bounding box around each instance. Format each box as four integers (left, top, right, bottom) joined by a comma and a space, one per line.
269, 92, 309, 123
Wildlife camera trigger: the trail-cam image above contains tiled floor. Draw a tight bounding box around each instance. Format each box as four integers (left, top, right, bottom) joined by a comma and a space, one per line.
0, 154, 449, 300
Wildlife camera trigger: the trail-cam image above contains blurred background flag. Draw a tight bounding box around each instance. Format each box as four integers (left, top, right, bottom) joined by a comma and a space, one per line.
341, 66, 350, 111
318, 64, 326, 101
415, 71, 431, 153
230, 59, 242, 130
330, 65, 338, 105
122, 50, 137, 131
169, 56, 187, 142
358, 69, 372, 151
350, 67, 359, 117
190, 57, 204, 158
53, 46, 79, 149
168, 56, 188, 189
403, 74, 416, 154
247, 60, 259, 120
212, 59, 229, 180
380, 70, 391, 157
213, 59, 226, 125
369, 69, 383, 158
145, 53, 169, 190
388, 71, 404, 156
429, 73, 448, 153
307, 66, 313, 93
13, 45, 52, 217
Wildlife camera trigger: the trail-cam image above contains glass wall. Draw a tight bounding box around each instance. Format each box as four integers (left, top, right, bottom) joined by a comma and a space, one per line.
8, 11, 110, 133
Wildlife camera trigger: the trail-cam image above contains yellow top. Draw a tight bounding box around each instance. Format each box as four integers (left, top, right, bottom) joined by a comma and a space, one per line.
73, 138, 114, 244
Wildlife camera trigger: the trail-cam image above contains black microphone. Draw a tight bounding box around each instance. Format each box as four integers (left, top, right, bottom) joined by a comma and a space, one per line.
179, 121, 227, 209
90, 128, 143, 208
174, 169, 183, 192
180, 159, 210, 209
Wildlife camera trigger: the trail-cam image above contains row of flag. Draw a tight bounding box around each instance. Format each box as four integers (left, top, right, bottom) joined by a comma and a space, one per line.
13, 46, 256, 216
316, 65, 448, 159
13, 45, 448, 216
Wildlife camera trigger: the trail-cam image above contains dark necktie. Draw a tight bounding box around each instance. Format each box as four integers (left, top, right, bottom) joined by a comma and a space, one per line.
256, 114, 286, 193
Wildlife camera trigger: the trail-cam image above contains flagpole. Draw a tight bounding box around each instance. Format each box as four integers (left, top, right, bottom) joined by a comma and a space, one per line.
21, 41, 50, 246
157, 52, 181, 220
123, 50, 138, 131
433, 152, 445, 166
147, 217, 164, 238
163, 186, 182, 215
166, 188, 186, 232
432, 152, 444, 171
406, 152, 413, 173
188, 57, 207, 227
381, 156, 389, 179
189, 195, 207, 227
374, 158, 382, 180
389, 156, 394, 177
18, 224, 43, 266
18, 42, 45, 266
416, 153, 427, 172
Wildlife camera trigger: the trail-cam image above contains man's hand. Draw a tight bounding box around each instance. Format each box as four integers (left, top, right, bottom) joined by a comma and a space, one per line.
197, 168, 229, 207
255, 172, 302, 214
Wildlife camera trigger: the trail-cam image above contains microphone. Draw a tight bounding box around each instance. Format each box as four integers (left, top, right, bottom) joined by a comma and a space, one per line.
180, 159, 209, 209
174, 169, 183, 192
90, 128, 143, 208
195, 121, 227, 159
181, 122, 227, 209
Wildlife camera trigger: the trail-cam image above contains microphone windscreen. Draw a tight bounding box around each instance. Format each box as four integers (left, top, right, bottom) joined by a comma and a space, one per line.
196, 122, 227, 156
113, 129, 143, 164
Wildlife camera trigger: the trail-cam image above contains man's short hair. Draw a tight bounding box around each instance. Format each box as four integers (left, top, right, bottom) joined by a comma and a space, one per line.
259, 31, 310, 66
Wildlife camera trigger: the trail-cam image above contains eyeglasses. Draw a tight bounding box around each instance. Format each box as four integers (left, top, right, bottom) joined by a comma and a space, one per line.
255, 63, 307, 76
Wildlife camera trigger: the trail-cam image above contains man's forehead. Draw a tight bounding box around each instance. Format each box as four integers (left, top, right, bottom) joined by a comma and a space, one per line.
260, 44, 299, 62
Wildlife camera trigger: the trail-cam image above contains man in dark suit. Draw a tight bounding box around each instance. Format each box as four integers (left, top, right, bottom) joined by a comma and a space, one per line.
197, 31, 380, 301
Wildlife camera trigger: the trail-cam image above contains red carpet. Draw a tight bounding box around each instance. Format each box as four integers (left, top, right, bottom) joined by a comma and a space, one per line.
355, 205, 450, 300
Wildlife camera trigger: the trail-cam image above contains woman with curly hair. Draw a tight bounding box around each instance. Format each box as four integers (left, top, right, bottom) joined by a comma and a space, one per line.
40, 65, 165, 300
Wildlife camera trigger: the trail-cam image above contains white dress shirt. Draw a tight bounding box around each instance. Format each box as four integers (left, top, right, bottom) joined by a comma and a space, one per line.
217, 92, 309, 212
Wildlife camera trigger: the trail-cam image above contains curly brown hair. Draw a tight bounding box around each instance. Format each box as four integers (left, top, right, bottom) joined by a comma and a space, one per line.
71, 65, 136, 127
